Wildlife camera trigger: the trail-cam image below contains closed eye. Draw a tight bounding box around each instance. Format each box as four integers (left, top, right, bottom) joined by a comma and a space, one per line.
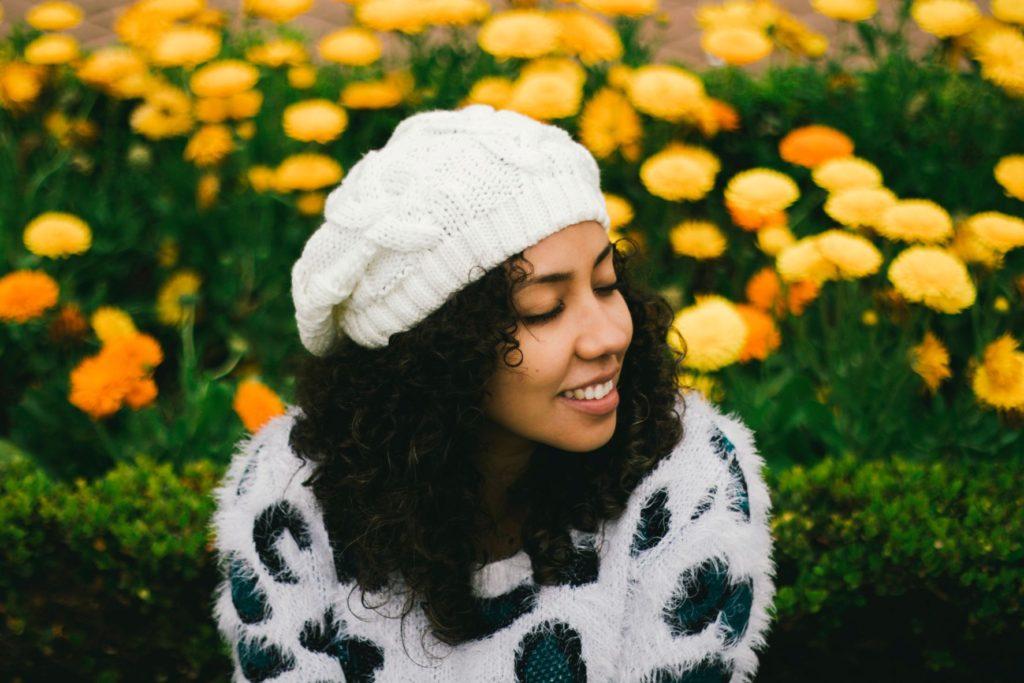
521, 281, 623, 325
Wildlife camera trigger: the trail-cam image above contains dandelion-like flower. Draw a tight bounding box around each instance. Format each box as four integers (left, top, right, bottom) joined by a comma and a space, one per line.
671, 295, 748, 372
275, 154, 344, 192
283, 99, 349, 144
626, 64, 707, 123
669, 220, 728, 259
156, 269, 202, 326
811, 0, 878, 22
23, 212, 91, 258
779, 125, 854, 168
912, 0, 980, 39
887, 246, 976, 313
233, 377, 286, 432
963, 211, 1024, 253
190, 60, 259, 98
736, 304, 781, 362
91, 306, 137, 343
478, 9, 561, 59
824, 186, 897, 229
994, 155, 1024, 201
971, 333, 1024, 410
910, 331, 952, 393
640, 144, 720, 201
876, 199, 953, 244
812, 156, 883, 193
318, 27, 382, 66
0, 270, 59, 322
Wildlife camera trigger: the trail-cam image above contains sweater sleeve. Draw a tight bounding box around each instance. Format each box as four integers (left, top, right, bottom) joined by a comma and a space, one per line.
615, 392, 777, 683
208, 410, 349, 683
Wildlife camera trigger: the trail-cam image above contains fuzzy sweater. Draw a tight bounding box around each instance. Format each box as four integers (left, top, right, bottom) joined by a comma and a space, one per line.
209, 389, 777, 682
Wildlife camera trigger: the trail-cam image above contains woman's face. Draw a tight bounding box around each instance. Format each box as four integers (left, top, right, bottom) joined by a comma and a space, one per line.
483, 220, 634, 454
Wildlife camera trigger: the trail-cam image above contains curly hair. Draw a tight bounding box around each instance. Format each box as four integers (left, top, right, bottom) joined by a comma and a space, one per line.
288, 235, 689, 660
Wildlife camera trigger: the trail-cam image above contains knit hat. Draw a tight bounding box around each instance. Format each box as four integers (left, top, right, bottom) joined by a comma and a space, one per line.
290, 103, 610, 354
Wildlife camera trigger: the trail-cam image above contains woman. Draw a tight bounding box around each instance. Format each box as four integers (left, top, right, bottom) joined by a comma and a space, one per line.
210, 104, 776, 682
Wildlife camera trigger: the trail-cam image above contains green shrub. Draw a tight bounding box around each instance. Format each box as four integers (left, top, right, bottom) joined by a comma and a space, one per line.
1, 447, 1020, 681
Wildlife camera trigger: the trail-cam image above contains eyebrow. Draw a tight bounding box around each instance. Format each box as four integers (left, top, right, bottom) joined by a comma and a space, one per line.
518, 242, 614, 289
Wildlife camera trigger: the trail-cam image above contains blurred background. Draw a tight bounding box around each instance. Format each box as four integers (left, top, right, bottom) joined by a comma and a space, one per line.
1, 1, 1022, 681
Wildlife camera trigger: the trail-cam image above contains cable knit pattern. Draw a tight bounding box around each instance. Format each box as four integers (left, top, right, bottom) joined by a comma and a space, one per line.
289, 103, 611, 354
209, 390, 776, 682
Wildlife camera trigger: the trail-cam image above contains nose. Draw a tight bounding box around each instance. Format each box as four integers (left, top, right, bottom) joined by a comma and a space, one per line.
574, 293, 631, 360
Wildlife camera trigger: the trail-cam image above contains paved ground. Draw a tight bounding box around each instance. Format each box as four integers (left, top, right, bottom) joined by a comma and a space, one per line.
0, 0, 902, 66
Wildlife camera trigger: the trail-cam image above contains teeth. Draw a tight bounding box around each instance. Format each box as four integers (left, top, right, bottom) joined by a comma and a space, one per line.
561, 379, 614, 400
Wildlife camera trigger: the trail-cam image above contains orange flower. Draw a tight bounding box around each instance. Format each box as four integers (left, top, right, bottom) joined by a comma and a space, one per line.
0, 269, 59, 322
708, 97, 740, 133
727, 203, 787, 232
786, 280, 820, 316
233, 377, 285, 432
68, 332, 163, 419
746, 267, 783, 314
779, 124, 854, 168
736, 304, 781, 362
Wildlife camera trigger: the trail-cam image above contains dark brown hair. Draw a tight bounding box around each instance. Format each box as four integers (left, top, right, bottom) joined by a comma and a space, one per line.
288, 235, 688, 657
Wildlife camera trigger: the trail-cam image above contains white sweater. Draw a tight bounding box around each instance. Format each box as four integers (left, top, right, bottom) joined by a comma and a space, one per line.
209, 389, 777, 682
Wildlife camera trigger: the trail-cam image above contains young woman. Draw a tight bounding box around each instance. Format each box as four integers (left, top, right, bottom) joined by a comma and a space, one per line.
210, 104, 776, 682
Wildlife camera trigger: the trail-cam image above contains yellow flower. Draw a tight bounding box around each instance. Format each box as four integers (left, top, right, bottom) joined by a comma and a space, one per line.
627, 64, 707, 123
887, 246, 976, 313
814, 229, 883, 279
994, 154, 1024, 201
190, 60, 259, 98
421, 0, 491, 26
340, 79, 404, 108
971, 333, 1024, 410
233, 377, 286, 433
506, 57, 585, 121
76, 47, 147, 98
184, 124, 233, 167
640, 143, 720, 202
824, 186, 897, 229
912, 0, 980, 39
669, 220, 727, 259
671, 295, 749, 372
129, 85, 194, 139
156, 269, 202, 326
296, 191, 326, 216
197, 172, 220, 210
962, 211, 1024, 253
551, 8, 623, 65
318, 27, 383, 66
579, 0, 658, 17
861, 309, 878, 325
282, 99, 348, 143
972, 26, 1024, 98
773, 11, 829, 57
247, 165, 276, 193
994, 296, 1010, 313
992, 0, 1024, 24
0, 270, 60, 322
951, 217, 1003, 268
25, 33, 80, 65
811, 0, 877, 22
604, 192, 634, 231
812, 156, 883, 192
288, 65, 317, 89
910, 331, 952, 393
69, 332, 163, 419
702, 26, 772, 66
228, 90, 262, 119
149, 25, 221, 68
23, 211, 91, 258
195, 97, 228, 123
724, 168, 800, 217
244, 0, 312, 23
0, 61, 47, 109
757, 224, 796, 256
478, 9, 561, 59
877, 199, 953, 244
274, 153, 343, 192
607, 64, 634, 90
26, 1, 84, 31
356, 0, 430, 34
696, 0, 777, 31
90, 306, 137, 343
463, 76, 515, 108
246, 39, 308, 68
777, 230, 881, 283
578, 87, 642, 161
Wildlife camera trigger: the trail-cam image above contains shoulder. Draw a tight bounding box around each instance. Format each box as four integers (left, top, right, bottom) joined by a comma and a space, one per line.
625, 389, 771, 534
209, 405, 334, 584
614, 389, 777, 681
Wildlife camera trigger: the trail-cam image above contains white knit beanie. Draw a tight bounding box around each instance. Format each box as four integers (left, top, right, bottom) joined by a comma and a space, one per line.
290, 103, 611, 354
